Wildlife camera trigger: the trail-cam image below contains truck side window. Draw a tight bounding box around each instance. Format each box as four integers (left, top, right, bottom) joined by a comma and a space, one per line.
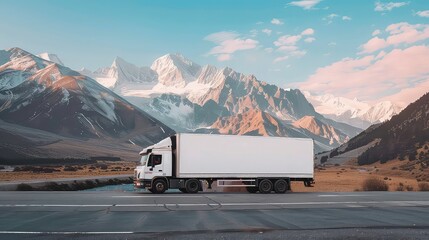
147, 155, 162, 166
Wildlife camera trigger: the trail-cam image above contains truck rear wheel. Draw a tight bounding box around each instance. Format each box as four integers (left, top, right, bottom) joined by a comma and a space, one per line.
274, 179, 288, 193
151, 179, 168, 194
185, 179, 200, 193
258, 179, 273, 194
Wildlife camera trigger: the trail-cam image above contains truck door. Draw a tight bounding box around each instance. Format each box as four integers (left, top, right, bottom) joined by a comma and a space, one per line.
147, 154, 164, 177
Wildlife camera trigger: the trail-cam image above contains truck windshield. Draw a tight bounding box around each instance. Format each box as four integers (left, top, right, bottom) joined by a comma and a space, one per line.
140, 155, 148, 166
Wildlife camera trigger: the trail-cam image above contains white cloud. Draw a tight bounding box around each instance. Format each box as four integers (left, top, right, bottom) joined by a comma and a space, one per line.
342, 16, 352, 21
360, 22, 429, 54
301, 28, 315, 35
208, 38, 259, 55
416, 10, 429, 18
276, 45, 307, 57
277, 45, 299, 52
272, 27, 314, 60
323, 13, 339, 24
264, 47, 274, 53
217, 54, 231, 61
204, 31, 239, 43
288, 0, 322, 10
249, 29, 258, 37
205, 31, 259, 61
274, 35, 302, 46
304, 37, 316, 43
372, 29, 381, 36
290, 50, 307, 57
273, 56, 289, 63
262, 29, 272, 36
271, 18, 284, 25
300, 45, 429, 105
374, 1, 409, 12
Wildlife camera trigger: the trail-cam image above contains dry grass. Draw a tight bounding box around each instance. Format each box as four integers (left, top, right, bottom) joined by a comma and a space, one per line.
362, 177, 389, 191
419, 182, 429, 191
0, 161, 136, 182
292, 164, 420, 192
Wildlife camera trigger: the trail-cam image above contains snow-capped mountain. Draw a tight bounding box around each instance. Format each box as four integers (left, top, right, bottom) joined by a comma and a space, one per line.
38, 52, 64, 66
82, 57, 157, 89
319, 91, 429, 181
0, 48, 173, 149
303, 91, 403, 129
80, 53, 362, 152
151, 53, 201, 87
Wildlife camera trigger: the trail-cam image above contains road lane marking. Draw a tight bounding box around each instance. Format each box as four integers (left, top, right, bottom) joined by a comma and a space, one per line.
112, 196, 203, 198
0, 231, 134, 234
0, 201, 428, 208
318, 194, 370, 197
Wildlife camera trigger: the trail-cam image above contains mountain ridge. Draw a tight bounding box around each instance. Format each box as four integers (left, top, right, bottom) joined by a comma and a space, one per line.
0, 47, 174, 161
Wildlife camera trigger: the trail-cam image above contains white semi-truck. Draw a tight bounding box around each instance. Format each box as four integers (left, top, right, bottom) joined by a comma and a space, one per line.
134, 133, 314, 194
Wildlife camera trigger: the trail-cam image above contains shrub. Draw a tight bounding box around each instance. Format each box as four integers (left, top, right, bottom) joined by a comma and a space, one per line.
16, 184, 33, 191
64, 166, 77, 172
418, 182, 429, 191
99, 164, 108, 170
406, 185, 414, 191
362, 177, 389, 191
396, 182, 404, 191
320, 156, 328, 164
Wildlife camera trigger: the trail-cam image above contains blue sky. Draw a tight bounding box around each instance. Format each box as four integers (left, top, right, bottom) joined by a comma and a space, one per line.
1, 0, 429, 104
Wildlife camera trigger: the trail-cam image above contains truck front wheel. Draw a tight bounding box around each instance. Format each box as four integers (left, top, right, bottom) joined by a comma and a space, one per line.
151, 179, 168, 194
274, 179, 288, 193
185, 179, 200, 193
258, 179, 273, 194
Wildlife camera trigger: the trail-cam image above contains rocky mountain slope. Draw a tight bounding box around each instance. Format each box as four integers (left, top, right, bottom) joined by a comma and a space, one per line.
0, 48, 174, 162
82, 54, 362, 153
318, 92, 429, 180
304, 91, 403, 129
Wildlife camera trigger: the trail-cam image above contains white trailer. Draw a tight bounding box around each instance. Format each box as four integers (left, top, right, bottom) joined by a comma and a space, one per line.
134, 133, 314, 194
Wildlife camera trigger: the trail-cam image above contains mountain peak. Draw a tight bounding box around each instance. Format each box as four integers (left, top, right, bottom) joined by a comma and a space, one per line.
111, 56, 130, 68
38, 52, 64, 66
7, 47, 27, 54
151, 53, 201, 87
6, 47, 32, 60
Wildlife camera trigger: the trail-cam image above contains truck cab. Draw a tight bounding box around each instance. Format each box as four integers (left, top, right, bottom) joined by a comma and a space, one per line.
134, 137, 173, 190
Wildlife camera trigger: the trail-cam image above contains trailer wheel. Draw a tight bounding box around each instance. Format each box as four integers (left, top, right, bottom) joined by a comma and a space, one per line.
185, 179, 200, 193
258, 179, 273, 194
246, 187, 258, 193
151, 179, 168, 194
274, 179, 288, 193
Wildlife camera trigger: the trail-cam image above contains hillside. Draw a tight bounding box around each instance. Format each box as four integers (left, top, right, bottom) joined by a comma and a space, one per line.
319, 92, 429, 180
0, 48, 174, 162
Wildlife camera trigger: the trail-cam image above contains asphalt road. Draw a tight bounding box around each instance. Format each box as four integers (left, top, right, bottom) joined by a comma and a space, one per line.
0, 191, 429, 239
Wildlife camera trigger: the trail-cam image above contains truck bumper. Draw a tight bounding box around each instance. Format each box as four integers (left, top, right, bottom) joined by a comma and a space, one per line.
134, 179, 151, 189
